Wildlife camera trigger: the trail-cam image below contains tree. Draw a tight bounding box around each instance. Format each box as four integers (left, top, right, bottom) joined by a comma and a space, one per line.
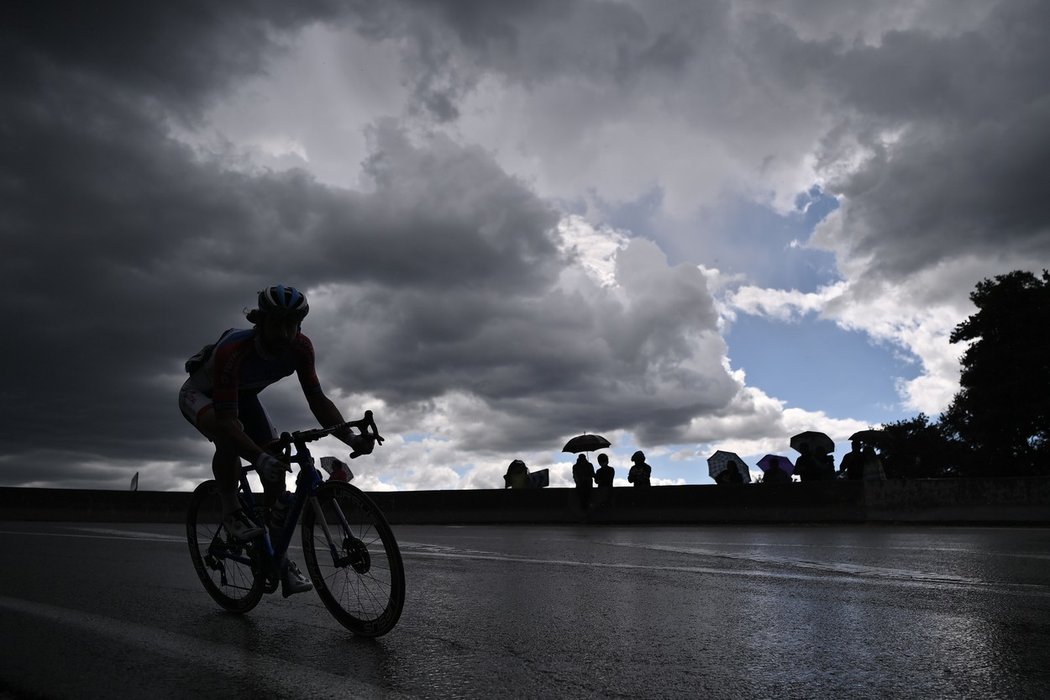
877, 414, 963, 478
941, 270, 1050, 476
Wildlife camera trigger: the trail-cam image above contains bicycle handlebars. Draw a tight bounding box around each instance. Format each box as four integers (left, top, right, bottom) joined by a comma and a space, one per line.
279, 410, 385, 448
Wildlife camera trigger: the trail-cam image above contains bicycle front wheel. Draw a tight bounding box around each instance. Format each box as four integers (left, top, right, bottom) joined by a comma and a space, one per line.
186, 480, 265, 613
302, 482, 405, 636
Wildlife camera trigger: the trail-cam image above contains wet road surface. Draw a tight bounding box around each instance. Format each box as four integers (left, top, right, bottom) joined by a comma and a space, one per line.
1, 522, 1049, 698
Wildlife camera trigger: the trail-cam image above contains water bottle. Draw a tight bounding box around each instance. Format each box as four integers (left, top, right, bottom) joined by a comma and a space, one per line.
270, 491, 292, 529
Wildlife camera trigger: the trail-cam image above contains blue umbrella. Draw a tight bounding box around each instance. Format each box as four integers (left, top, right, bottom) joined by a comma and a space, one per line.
757, 454, 795, 475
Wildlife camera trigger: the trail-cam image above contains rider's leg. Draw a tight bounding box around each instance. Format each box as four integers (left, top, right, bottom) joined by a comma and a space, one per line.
212, 439, 243, 517
194, 410, 247, 518
236, 397, 310, 595
238, 395, 285, 506
180, 384, 243, 518
194, 413, 264, 540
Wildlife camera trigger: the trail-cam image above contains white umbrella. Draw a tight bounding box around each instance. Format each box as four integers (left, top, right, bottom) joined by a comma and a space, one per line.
707, 450, 751, 483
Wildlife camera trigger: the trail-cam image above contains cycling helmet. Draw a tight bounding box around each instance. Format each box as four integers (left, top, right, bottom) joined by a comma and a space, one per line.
257, 284, 309, 319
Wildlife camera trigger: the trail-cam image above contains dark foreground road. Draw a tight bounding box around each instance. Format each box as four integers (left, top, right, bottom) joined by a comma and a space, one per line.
1, 522, 1049, 699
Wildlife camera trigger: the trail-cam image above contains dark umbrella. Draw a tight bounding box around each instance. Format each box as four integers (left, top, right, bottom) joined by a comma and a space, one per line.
849, 429, 884, 445
562, 434, 611, 453
757, 454, 795, 475
790, 431, 835, 455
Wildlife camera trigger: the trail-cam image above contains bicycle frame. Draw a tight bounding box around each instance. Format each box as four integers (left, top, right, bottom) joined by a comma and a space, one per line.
231, 445, 308, 577
232, 424, 372, 579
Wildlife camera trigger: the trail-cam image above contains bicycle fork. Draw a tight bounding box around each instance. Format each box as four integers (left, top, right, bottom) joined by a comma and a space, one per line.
309, 494, 372, 574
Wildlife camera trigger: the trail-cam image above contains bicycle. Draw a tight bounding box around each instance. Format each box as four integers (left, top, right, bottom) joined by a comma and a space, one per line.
186, 410, 405, 637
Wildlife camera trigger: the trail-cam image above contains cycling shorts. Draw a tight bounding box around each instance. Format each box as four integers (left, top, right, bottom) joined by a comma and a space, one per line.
179, 377, 278, 445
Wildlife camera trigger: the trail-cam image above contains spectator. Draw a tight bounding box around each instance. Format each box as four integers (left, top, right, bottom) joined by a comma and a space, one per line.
797, 445, 835, 482
716, 460, 745, 485
595, 453, 615, 488
762, 465, 792, 484
628, 451, 652, 487
572, 453, 596, 508
839, 440, 864, 480
820, 453, 836, 479
862, 445, 887, 481
504, 459, 529, 489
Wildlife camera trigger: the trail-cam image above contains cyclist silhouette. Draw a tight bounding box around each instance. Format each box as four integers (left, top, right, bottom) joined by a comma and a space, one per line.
179, 285, 374, 596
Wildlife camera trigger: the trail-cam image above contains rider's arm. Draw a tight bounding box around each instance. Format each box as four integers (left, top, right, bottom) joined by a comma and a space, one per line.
306, 393, 356, 446
294, 334, 357, 447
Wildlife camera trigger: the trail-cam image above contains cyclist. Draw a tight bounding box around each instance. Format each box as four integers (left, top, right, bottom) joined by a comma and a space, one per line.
179, 284, 373, 597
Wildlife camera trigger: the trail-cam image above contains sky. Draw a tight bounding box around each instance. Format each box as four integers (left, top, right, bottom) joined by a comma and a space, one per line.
3, 1, 1048, 492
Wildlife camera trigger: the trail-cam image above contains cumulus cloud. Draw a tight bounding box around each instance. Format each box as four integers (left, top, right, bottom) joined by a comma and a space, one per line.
338, 0, 1049, 317
306, 214, 740, 453
724, 272, 966, 414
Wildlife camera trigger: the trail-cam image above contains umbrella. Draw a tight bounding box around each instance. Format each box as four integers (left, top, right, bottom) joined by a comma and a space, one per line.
790, 431, 834, 455
757, 454, 795, 475
562, 434, 611, 453
849, 429, 884, 445
707, 450, 752, 483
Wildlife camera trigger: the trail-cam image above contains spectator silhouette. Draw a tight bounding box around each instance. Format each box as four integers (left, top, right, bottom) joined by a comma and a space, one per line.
862, 445, 886, 481
762, 464, 792, 484
504, 459, 529, 489
820, 453, 835, 479
839, 440, 864, 480
627, 451, 652, 487
716, 459, 745, 485
595, 453, 615, 488
796, 445, 835, 482
572, 453, 596, 508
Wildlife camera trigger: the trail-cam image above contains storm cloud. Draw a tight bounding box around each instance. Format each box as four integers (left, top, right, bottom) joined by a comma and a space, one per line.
1, 1, 743, 489
3, 1, 1047, 489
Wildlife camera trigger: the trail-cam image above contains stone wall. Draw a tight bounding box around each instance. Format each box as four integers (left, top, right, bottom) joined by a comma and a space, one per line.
2, 478, 1047, 525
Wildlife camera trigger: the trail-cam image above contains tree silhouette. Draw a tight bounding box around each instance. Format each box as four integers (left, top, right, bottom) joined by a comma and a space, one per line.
940, 270, 1050, 476
877, 414, 961, 478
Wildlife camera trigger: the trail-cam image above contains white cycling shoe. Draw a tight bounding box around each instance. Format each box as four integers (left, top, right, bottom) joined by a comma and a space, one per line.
223, 510, 264, 541
282, 559, 313, 598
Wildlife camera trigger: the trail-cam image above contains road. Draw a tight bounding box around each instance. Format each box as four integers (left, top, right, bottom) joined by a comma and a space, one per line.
1, 522, 1049, 698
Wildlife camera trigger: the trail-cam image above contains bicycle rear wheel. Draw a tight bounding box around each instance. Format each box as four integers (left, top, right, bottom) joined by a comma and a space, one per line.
186, 480, 265, 613
302, 482, 405, 636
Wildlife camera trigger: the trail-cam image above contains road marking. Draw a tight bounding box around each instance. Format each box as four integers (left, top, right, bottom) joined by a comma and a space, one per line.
396, 541, 1050, 597
73, 526, 187, 542
0, 595, 407, 698
0, 528, 183, 544
0, 527, 305, 552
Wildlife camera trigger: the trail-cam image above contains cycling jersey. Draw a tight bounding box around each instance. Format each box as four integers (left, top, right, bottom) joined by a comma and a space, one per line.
184, 327, 323, 415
